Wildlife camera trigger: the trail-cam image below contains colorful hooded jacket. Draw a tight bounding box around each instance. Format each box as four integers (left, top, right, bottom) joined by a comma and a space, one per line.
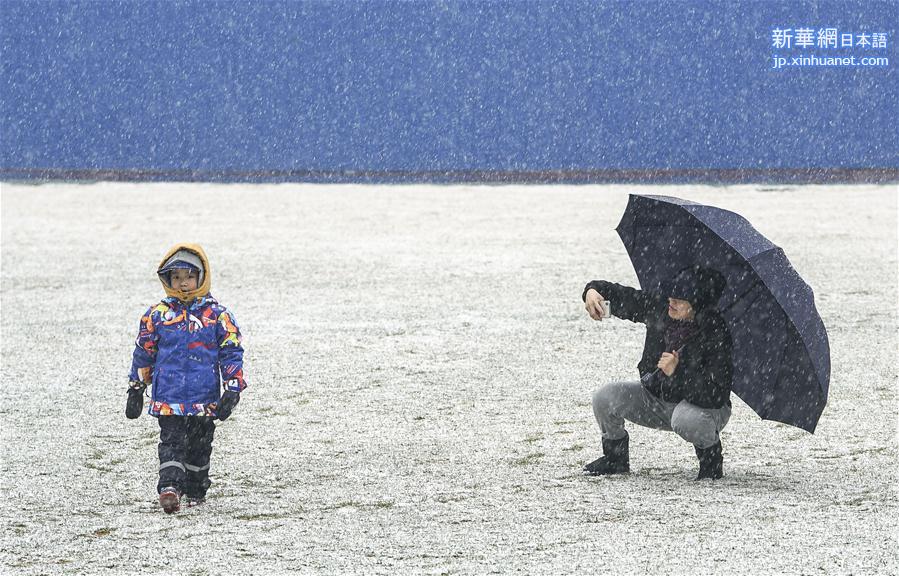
129, 244, 246, 417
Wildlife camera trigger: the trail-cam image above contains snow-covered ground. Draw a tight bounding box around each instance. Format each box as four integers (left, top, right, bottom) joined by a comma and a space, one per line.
1, 182, 896, 575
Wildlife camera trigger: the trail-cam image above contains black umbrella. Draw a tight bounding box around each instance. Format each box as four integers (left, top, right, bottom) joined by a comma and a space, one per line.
616, 194, 830, 432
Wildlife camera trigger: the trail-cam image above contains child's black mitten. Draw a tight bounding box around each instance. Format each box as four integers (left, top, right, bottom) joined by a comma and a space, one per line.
217, 390, 240, 421
126, 381, 146, 419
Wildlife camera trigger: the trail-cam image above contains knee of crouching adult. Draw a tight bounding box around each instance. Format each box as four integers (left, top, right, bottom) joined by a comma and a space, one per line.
670, 404, 711, 445
592, 385, 615, 412
669, 410, 689, 440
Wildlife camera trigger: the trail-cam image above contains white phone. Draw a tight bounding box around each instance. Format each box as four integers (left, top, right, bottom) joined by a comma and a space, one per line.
600, 300, 611, 318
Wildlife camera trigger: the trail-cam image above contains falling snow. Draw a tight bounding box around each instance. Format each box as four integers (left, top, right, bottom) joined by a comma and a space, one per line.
0, 182, 896, 574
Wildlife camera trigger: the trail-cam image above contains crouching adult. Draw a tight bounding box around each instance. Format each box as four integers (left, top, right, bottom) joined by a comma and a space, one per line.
582, 266, 732, 480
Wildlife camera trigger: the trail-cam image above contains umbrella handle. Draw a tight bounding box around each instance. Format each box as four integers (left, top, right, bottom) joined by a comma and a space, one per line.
641, 345, 686, 382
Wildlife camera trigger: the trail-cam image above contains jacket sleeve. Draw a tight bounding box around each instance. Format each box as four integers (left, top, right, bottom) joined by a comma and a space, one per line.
217, 309, 246, 392
582, 280, 662, 324
129, 306, 159, 383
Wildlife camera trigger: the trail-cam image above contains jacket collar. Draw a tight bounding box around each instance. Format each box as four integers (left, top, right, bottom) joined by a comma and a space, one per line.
163, 294, 217, 309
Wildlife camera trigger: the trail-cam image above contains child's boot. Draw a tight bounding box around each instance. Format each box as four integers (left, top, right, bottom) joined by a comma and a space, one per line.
183, 475, 211, 506
183, 495, 206, 508
159, 486, 181, 514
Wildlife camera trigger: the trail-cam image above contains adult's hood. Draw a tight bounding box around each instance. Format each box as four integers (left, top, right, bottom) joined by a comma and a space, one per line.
665, 265, 726, 312
157, 243, 211, 301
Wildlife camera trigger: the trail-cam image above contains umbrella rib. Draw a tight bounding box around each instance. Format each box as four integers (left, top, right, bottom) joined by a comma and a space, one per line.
747, 247, 828, 390
720, 277, 763, 314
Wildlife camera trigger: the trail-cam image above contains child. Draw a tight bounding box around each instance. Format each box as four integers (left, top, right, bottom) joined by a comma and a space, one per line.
127, 243, 246, 513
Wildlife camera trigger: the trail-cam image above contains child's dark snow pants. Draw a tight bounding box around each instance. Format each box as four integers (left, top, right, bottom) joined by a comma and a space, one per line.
157, 416, 216, 498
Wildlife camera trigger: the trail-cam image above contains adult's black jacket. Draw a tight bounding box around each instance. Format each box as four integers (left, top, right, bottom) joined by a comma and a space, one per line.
583, 280, 733, 409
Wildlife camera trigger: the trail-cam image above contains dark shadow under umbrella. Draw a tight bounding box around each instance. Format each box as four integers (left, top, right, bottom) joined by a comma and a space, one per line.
616, 194, 830, 433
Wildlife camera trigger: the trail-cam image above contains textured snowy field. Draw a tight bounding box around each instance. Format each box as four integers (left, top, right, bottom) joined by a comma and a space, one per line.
1, 183, 897, 575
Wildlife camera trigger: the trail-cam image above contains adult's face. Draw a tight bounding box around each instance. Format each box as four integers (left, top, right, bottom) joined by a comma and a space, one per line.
667, 297, 695, 321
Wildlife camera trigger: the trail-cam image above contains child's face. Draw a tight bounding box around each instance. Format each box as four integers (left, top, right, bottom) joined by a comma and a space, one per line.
170, 268, 199, 292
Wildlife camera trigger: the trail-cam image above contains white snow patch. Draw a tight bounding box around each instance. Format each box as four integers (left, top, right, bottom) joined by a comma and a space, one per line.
1, 182, 896, 574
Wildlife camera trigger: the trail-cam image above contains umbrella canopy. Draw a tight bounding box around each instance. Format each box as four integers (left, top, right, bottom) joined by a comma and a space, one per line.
616, 194, 830, 432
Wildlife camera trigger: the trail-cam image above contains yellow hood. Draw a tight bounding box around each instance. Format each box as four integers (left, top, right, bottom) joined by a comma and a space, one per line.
157, 243, 211, 301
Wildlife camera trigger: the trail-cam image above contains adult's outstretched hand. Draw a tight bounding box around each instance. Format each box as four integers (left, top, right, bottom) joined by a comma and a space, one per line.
584, 288, 607, 321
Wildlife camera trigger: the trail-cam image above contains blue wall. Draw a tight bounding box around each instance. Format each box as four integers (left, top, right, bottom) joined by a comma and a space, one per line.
1, 1, 897, 180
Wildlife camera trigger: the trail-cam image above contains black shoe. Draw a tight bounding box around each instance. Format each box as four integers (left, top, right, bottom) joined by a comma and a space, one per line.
583, 434, 630, 476
694, 441, 723, 480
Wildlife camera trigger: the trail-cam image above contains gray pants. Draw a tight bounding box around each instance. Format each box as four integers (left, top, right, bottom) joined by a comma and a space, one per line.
592, 381, 731, 449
